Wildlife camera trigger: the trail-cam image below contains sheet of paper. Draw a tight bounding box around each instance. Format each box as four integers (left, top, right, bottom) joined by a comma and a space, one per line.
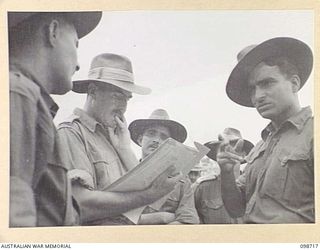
105, 139, 209, 192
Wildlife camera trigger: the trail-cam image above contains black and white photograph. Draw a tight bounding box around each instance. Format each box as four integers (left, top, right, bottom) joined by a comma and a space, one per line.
3, 0, 319, 243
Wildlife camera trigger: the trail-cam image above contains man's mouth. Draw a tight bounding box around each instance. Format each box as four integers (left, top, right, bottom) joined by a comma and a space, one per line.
257, 103, 272, 112
149, 143, 159, 150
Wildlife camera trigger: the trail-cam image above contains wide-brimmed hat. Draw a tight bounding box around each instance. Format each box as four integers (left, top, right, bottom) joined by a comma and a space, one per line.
72, 53, 151, 95
128, 109, 187, 146
204, 128, 254, 161
226, 37, 313, 107
8, 11, 102, 39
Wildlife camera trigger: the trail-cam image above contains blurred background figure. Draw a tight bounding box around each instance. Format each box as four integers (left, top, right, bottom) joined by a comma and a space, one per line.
193, 127, 253, 224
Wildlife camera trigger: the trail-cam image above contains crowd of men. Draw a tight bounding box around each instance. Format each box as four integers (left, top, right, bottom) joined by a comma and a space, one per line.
9, 11, 314, 227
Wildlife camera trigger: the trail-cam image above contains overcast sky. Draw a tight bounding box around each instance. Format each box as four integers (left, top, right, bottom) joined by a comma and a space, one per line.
52, 10, 313, 157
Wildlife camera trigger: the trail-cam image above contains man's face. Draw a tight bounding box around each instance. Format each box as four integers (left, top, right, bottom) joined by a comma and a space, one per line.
93, 85, 132, 128
51, 23, 79, 94
188, 171, 201, 184
248, 62, 296, 122
139, 125, 171, 158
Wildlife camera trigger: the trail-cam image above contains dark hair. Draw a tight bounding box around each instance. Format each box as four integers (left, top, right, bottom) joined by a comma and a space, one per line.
9, 13, 73, 53
262, 56, 299, 80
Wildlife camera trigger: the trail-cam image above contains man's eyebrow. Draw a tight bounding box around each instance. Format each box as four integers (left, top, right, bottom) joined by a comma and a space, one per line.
250, 77, 275, 86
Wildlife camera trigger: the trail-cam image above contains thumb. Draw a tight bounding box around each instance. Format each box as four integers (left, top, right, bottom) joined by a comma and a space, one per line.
234, 139, 244, 154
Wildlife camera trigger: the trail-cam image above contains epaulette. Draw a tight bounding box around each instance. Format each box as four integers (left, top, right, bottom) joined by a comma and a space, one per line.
196, 174, 218, 184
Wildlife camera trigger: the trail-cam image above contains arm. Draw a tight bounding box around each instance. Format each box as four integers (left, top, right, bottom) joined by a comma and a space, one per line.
10, 91, 38, 227
217, 140, 246, 218
72, 167, 182, 224
169, 180, 199, 224
137, 212, 175, 225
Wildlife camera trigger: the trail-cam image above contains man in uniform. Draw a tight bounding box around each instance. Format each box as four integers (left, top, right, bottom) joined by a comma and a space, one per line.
194, 128, 253, 224
129, 109, 199, 224
9, 11, 102, 227
218, 37, 314, 223
58, 54, 182, 225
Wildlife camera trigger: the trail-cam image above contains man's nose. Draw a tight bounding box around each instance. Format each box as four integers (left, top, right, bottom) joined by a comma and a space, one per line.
75, 64, 80, 72
254, 87, 266, 103
152, 136, 161, 143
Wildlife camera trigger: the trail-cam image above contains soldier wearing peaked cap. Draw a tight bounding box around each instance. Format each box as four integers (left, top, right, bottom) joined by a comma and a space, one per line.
58, 55, 182, 225
9, 11, 102, 227
218, 37, 314, 223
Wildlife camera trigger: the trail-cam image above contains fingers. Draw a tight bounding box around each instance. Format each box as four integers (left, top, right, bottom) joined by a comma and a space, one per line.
234, 139, 244, 154
114, 116, 126, 129
218, 151, 243, 162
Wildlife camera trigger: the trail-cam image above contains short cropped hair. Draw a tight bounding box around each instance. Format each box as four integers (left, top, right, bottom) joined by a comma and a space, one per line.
262, 56, 299, 80
8, 13, 74, 53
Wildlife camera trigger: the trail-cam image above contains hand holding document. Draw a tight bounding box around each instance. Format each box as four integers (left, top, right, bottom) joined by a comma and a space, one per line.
105, 138, 210, 192
104, 138, 209, 224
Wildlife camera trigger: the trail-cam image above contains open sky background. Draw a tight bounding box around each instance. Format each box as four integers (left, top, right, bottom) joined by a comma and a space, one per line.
52, 10, 313, 157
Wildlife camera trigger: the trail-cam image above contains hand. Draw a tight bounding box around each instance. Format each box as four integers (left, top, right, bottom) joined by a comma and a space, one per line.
107, 115, 131, 151
146, 166, 182, 203
217, 135, 244, 173
138, 212, 175, 225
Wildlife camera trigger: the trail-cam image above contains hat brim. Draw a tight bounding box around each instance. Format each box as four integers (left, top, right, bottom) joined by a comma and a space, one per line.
204, 139, 254, 161
8, 11, 102, 39
226, 37, 313, 107
72, 79, 151, 95
128, 119, 187, 146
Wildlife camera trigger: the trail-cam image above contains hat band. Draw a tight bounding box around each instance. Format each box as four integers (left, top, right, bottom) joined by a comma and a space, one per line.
88, 67, 134, 83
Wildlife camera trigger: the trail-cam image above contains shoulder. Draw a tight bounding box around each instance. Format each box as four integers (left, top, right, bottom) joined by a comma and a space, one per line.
10, 70, 41, 104
58, 114, 81, 131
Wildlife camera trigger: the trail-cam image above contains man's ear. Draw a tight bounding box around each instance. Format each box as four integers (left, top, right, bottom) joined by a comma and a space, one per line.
87, 83, 97, 99
47, 19, 61, 47
290, 75, 301, 93
137, 135, 143, 146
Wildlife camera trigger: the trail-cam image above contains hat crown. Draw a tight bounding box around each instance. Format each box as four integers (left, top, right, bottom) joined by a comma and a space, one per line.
148, 109, 170, 120
237, 44, 257, 62
90, 53, 133, 73
222, 127, 243, 140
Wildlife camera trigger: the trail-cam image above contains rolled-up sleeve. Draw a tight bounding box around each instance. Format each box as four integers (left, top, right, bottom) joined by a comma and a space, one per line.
58, 126, 95, 190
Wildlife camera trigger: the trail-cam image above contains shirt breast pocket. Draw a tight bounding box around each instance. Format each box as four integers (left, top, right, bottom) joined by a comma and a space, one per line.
163, 196, 180, 212
259, 149, 311, 207
199, 198, 231, 224
92, 153, 123, 190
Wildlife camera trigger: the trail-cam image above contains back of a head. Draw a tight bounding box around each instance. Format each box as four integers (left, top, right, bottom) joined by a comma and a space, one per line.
8, 13, 72, 55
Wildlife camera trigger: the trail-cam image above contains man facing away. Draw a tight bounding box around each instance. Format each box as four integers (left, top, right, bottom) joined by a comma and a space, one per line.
58, 54, 182, 225
128, 109, 199, 224
9, 11, 102, 227
218, 37, 314, 223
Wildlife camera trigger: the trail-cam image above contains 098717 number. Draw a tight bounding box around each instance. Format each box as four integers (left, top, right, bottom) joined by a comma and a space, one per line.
300, 244, 319, 248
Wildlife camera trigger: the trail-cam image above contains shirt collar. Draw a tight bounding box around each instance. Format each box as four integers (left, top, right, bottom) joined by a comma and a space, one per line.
72, 108, 101, 133
261, 106, 312, 140
10, 63, 59, 118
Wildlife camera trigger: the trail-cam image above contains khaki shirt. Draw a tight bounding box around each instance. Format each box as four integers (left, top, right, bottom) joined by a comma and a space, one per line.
10, 66, 76, 227
58, 108, 130, 225
194, 176, 233, 224
237, 107, 314, 223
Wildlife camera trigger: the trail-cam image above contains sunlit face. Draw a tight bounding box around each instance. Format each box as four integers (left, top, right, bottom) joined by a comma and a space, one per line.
51, 22, 80, 94
248, 62, 297, 122
92, 84, 132, 128
139, 125, 171, 158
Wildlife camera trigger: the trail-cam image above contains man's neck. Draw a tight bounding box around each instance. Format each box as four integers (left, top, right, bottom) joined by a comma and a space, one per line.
10, 53, 51, 94
271, 104, 301, 129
